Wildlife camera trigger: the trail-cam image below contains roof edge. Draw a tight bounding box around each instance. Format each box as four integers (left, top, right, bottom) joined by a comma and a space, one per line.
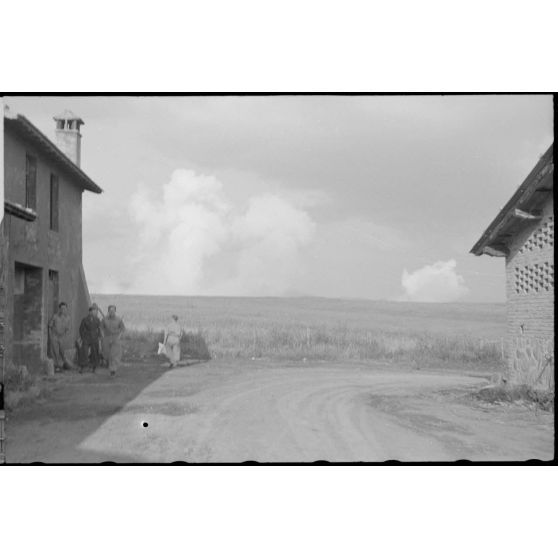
470, 143, 554, 256
4, 114, 103, 195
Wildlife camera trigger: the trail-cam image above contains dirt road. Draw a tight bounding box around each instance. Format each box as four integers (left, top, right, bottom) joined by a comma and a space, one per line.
6, 360, 554, 462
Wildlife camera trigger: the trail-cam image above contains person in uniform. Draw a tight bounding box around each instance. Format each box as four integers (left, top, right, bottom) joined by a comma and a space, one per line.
78, 305, 102, 373
48, 302, 73, 372
164, 314, 183, 368
101, 305, 125, 376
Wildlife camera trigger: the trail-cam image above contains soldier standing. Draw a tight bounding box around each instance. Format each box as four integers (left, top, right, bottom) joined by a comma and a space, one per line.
78, 305, 102, 373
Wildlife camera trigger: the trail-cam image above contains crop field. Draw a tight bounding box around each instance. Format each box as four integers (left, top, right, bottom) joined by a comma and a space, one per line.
93, 295, 507, 370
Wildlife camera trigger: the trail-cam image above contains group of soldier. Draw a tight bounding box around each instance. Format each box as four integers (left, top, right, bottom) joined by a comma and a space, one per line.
48, 302, 126, 376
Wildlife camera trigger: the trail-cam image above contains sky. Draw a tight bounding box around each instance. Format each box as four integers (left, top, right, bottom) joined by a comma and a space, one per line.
4, 95, 553, 302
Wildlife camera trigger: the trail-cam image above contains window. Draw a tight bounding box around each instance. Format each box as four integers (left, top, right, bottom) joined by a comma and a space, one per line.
25, 154, 37, 210
50, 174, 59, 231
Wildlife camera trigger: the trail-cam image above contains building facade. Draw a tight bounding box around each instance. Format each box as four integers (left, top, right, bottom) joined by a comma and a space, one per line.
1, 108, 102, 374
471, 144, 554, 389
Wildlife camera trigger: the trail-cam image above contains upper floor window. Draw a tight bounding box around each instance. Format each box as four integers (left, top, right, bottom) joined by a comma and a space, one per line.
25, 154, 37, 210
50, 174, 59, 231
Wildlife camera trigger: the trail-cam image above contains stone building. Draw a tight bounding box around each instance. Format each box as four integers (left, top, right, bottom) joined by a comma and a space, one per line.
471, 144, 554, 389
1, 107, 102, 375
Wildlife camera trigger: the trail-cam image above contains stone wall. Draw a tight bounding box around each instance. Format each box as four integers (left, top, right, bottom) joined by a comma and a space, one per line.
2, 126, 90, 372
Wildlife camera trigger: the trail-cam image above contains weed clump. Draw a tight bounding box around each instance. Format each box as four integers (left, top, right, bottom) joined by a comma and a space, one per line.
474, 384, 554, 411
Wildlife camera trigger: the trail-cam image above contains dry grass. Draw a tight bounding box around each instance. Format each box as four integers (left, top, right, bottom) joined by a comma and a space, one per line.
114, 298, 506, 371
3, 364, 45, 411
474, 385, 554, 411
94, 295, 506, 338
197, 324, 503, 369
96, 295, 507, 370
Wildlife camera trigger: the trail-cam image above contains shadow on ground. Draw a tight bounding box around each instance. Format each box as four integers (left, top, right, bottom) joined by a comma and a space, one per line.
5, 352, 209, 463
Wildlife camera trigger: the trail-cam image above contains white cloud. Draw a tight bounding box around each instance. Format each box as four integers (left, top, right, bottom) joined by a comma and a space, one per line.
401, 259, 469, 302
127, 169, 316, 296
221, 194, 316, 295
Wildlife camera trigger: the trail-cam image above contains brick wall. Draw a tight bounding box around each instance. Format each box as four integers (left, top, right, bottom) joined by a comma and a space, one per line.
505, 194, 554, 388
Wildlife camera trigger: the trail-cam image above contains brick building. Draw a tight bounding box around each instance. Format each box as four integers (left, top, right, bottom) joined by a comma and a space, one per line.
1, 107, 102, 376
471, 144, 554, 389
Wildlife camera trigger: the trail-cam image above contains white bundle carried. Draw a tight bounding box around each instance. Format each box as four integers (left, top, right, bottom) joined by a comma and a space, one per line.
157, 342, 167, 356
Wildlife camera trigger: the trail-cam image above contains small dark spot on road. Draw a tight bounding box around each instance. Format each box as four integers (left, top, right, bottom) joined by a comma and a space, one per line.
142, 421, 149, 428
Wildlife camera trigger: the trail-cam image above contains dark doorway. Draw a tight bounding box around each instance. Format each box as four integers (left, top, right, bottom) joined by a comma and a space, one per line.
47, 270, 60, 361
13, 263, 43, 369
48, 270, 59, 318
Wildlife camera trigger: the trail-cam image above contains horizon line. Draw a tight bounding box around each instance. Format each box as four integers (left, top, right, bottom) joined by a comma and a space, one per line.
90, 293, 506, 304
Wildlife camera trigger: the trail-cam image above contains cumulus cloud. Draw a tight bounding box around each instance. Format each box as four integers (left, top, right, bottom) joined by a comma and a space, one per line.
401, 259, 468, 302
127, 169, 316, 295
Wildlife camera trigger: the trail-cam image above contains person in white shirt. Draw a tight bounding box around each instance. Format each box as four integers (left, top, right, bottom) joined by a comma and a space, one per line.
164, 315, 183, 368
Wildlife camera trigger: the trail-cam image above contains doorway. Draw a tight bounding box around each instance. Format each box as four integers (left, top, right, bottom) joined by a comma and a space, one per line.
48, 270, 59, 319
13, 263, 43, 369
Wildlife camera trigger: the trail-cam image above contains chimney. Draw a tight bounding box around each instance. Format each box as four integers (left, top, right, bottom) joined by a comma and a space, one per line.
53, 110, 84, 167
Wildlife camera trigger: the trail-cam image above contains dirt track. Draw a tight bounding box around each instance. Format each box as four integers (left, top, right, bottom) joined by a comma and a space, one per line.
6, 360, 554, 463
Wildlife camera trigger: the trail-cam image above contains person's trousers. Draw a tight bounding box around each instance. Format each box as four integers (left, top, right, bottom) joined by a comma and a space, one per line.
79, 338, 100, 368
49, 335, 70, 369
102, 335, 122, 372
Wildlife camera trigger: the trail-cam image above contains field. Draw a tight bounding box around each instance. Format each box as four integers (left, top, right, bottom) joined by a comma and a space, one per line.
10, 296, 553, 464
92, 295, 507, 370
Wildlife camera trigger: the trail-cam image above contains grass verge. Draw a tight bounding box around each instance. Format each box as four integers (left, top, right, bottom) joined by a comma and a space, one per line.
474, 384, 554, 411
122, 326, 504, 371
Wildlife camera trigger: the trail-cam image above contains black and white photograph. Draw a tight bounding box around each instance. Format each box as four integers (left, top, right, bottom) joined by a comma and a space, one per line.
0, 94, 554, 464
1, 2, 557, 557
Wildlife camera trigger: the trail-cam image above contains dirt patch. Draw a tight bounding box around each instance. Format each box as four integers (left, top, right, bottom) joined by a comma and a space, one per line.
472, 385, 554, 412
148, 387, 200, 398
37, 403, 124, 421
367, 394, 472, 436
123, 401, 199, 416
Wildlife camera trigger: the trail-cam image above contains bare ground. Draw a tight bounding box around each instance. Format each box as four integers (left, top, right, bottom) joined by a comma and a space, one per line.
5, 359, 554, 463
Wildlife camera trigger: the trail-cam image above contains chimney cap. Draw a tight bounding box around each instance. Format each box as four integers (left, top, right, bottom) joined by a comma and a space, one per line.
53, 109, 84, 125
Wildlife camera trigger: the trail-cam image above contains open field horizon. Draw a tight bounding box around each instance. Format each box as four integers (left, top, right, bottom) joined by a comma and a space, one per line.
92, 295, 507, 370
92, 293, 505, 317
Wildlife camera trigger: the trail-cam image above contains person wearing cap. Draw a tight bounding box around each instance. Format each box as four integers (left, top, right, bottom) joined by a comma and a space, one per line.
164, 314, 183, 368
78, 305, 102, 373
